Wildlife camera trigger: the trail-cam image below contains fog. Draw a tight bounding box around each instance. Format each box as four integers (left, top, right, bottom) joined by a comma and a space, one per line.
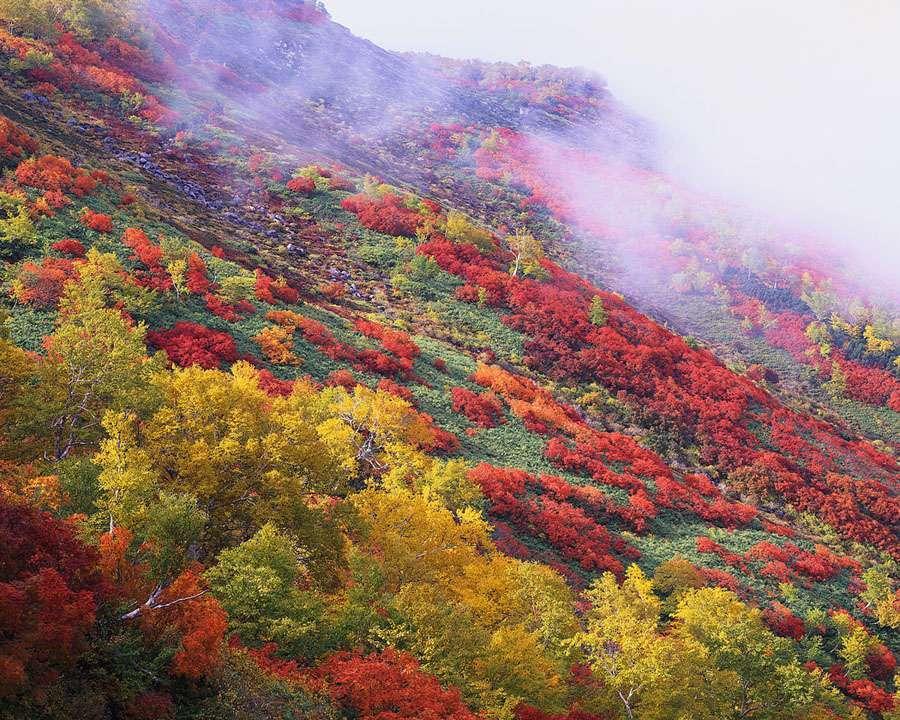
326, 0, 900, 285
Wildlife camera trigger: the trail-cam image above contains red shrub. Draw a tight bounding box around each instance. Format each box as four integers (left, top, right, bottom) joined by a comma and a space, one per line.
701, 567, 741, 593
865, 644, 897, 682
840, 359, 900, 408
761, 520, 794, 538
51, 238, 85, 257
450, 387, 504, 428
10, 257, 77, 308
286, 176, 315, 193
255, 271, 299, 305
147, 322, 238, 369
354, 319, 420, 364
122, 227, 171, 292
256, 369, 295, 397
318, 649, 480, 720
759, 561, 793, 583
204, 294, 253, 322
81, 209, 113, 233
762, 602, 805, 640
0, 498, 106, 699
340, 193, 424, 237
427, 425, 461, 454
326, 369, 357, 389
0, 116, 38, 167
468, 463, 634, 575
185, 253, 211, 294
847, 682, 894, 713
377, 378, 415, 403
42, 189, 70, 211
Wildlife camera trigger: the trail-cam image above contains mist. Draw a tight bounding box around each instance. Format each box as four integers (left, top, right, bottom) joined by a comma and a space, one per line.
326, 0, 900, 289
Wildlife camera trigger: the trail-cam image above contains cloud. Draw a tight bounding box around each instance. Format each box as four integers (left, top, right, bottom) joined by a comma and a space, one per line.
326, 0, 900, 288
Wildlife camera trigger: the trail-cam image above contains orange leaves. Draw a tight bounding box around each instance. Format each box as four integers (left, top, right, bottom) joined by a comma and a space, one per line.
319, 649, 480, 720
471, 363, 537, 402
9, 256, 77, 309
286, 176, 315, 193
320, 280, 346, 300
14, 155, 101, 196
97, 527, 148, 602
51, 238, 85, 257
141, 566, 227, 681
255, 324, 300, 366
0, 116, 38, 167
80, 208, 113, 233
0, 461, 65, 512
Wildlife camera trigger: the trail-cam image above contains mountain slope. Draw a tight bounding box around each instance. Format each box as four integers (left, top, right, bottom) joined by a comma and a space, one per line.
0, 2, 897, 719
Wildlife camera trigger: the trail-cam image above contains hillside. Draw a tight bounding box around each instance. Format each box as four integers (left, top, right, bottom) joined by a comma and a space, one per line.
0, 2, 897, 719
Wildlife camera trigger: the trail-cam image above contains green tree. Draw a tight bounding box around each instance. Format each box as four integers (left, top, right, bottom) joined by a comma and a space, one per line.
0, 192, 37, 260
0, 0, 134, 40
445, 210, 494, 253
205, 524, 328, 658
674, 587, 842, 719
589, 296, 607, 326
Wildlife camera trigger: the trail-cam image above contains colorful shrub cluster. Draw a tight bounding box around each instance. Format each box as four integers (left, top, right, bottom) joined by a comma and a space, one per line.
0, 5, 896, 717
450, 387, 504, 428
122, 228, 172, 291
0, 117, 38, 167
80, 208, 113, 233
418, 234, 899, 557
147, 322, 239, 369
15, 155, 102, 197
470, 463, 637, 576
10, 256, 77, 308
340, 192, 425, 237
255, 270, 300, 305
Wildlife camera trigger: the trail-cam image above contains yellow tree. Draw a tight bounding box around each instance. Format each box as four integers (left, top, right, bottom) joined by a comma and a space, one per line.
351, 486, 490, 591
0, 323, 33, 459
326, 384, 434, 478
673, 587, 844, 719
138, 363, 356, 543
445, 210, 495, 253
507, 230, 546, 278
25, 281, 159, 461
578, 565, 720, 720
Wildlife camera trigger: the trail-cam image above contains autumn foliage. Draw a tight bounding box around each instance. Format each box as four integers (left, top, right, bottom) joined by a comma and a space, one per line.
341, 193, 425, 237
0, 498, 105, 699
319, 650, 481, 720
147, 322, 239, 369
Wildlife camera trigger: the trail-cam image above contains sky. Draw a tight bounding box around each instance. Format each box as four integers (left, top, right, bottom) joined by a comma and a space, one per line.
325, 0, 900, 276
